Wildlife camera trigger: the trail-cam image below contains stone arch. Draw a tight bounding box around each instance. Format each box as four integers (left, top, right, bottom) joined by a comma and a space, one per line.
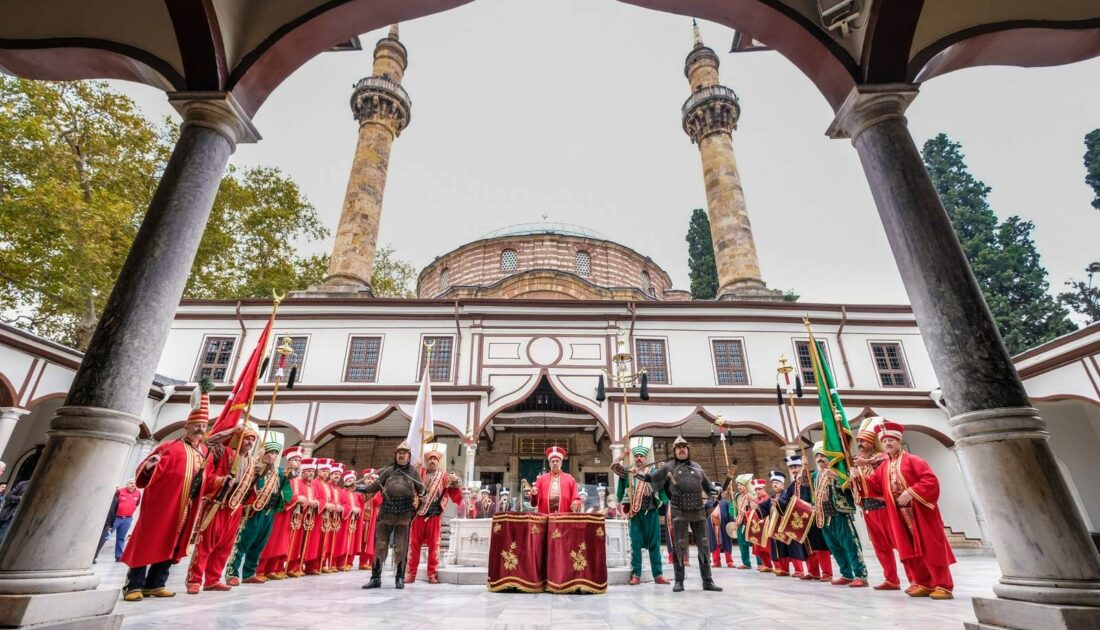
152, 418, 304, 442
312, 404, 462, 443
477, 369, 609, 438
0, 372, 17, 407
630, 405, 786, 446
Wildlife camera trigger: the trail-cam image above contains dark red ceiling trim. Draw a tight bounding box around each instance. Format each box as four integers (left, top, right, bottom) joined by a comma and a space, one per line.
228, 0, 473, 117
622, 0, 860, 110
909, 18, 1100, 84
164, 0, 228, 90
860, 0, 924, 84
0, 38, 185, 89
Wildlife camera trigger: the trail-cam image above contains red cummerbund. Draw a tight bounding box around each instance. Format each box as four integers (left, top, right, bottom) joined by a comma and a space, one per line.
487, 513, 548, 592
545, 513, 608, 594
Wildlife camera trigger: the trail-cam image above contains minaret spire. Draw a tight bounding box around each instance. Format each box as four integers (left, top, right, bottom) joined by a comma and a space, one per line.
320, 26, 412, 294
692, 18, 703, 48
680, 24, 781, 301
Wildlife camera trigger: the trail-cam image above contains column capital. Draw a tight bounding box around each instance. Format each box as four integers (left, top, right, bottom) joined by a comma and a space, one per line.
0, 407, 29, 418
168, 91, 261, 145
825, 83, 919, 142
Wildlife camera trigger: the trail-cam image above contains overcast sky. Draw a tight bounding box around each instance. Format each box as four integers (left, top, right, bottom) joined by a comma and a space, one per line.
112, 0, 1100, 309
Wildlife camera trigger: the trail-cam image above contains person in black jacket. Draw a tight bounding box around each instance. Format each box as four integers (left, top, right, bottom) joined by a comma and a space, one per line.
93, 493, 121, 563
0, 480, 30, 544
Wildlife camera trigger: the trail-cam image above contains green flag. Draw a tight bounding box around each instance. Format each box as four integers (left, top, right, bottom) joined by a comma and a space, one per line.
805, 323, 854, 487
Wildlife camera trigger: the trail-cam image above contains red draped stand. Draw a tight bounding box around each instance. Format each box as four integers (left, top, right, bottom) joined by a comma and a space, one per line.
488, 513, 548, 593
546, 513, 608, 594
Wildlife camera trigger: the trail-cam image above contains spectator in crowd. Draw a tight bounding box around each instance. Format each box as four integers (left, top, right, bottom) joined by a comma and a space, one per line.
0, 482, 7, 504
0, 479, 29, 544
112, 479, 142, 561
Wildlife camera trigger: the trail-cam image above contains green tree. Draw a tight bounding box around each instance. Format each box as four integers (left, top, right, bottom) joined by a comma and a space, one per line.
184, 164, 329, 300
686, 208, 718, 299
1085, 129, 1100, 210
370, 243, 417, 298
0, 78, 327, 349
921, 133, 1076, 353
1060, 262, 1100, 325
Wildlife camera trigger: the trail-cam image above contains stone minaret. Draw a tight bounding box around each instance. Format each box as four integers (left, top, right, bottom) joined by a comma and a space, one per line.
682, 22, 781, 301
322, 25, 411, 294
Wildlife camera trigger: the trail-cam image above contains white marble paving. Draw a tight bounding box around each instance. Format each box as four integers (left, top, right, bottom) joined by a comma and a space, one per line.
92, 543, 997, 629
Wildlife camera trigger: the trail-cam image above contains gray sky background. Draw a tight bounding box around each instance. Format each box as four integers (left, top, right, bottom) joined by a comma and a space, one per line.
112, 0, 1100, 309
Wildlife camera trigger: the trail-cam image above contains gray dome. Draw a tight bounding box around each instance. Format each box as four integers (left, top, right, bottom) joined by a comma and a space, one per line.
480, 222, 606, 241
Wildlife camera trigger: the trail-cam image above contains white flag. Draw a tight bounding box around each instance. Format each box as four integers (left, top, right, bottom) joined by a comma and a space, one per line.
406, 361, 434, 468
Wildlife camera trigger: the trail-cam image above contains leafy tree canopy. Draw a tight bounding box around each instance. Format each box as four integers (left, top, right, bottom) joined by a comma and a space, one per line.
686, 208, 718, 300
921, 133, 1075, 354
1085, 128, 1100, 210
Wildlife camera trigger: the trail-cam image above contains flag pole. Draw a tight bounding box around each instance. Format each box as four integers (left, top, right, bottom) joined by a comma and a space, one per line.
802, 317, 858, 496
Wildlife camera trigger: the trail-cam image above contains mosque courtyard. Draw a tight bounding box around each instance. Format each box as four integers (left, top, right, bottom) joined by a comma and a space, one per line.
96, 547, 999, 629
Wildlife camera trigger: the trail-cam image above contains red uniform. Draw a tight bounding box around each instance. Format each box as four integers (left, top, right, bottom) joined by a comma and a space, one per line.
186, 447, 256, 589
356, 492, 383, 569
121, 439, 208, 568
406, 469, 463, 582
530, 471, 580, 514
258, 475, 311, 577
857, 453, 908, 587
305, 478, 336, 574
864, 451, 956, 592
331, 484, 355, 570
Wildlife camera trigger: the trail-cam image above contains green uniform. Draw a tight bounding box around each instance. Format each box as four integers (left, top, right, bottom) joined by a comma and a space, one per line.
812, 470, 867, 580
732, 491, 754, 567
227, 467, 292, 580
617, 468, 669, 578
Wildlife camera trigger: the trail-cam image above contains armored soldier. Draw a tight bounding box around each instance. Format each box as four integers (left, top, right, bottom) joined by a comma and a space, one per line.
633, 436, 722, 593
361, 441, 424, 590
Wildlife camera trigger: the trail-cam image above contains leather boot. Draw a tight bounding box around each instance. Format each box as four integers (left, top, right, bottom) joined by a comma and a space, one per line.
672, 581, 684, 592
395, 562, 406, 590
362, 560, 382, 589
703, 580, 723, 592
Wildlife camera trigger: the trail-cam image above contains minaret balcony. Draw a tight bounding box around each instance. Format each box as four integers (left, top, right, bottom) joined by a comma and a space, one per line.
350, 75, 412, 131
681, 85, 741, 143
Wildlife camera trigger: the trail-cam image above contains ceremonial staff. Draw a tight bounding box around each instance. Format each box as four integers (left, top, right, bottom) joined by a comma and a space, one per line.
596, 331, 649, 509
775, 356, 812, 487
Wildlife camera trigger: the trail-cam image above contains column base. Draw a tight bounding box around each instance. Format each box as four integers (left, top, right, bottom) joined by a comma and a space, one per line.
967, 597, 1100, 630
297, 277, 374, 298
715, 284, 785, 302
0, 589, 121, 628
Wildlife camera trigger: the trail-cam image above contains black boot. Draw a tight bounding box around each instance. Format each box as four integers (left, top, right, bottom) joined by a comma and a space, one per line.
672, 581, 684, 592
703, 580, 723, 592
362, 560, 382, 589
395, 562, 405, 590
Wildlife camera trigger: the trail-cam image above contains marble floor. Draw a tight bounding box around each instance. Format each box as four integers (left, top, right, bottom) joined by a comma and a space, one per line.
94, 545, 996, 629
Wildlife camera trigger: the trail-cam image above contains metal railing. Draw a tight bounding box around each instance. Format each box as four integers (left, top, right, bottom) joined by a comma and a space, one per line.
353, 75, 412, 108
681, 85, 738, 118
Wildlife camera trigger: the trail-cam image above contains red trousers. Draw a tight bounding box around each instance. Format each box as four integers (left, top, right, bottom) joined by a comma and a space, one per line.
406, 515, 442, 580
711, 550, 732, 567
904, 558, 953, 592
774, 558, 804, 575
806, 550, 833, 578
187, 506, 244, 587
865, 508, 906, 585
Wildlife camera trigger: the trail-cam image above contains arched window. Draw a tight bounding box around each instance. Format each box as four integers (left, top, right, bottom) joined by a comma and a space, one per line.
641, 271, 652, 294
500, 249, 518, 273
575, 251, 591, 277
441, 267, 451, 290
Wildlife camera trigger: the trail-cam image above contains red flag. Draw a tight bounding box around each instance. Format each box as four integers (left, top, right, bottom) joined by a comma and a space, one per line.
208, 319, 273, 438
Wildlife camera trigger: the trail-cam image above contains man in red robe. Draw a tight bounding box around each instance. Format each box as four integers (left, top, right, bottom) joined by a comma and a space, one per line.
184, 424, 259, 593
304, 458, 336, 574
332, 468, 358, 571
121, 388, 211, 602
286, 458, 320, 577
854, 416, 909, 591
856, 420, 956, 599
356, 469, 382, 570
257, 445, 307, 580
406, 444, 463, 584
526, 446, 582, 514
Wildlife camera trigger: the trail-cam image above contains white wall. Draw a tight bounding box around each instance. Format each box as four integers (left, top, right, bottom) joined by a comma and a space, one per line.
1039, 401, 1100, 530
904, 431, 981, 539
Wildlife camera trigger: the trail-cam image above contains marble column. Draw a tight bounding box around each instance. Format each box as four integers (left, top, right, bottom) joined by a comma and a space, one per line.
0, 92, 258, 629
0, 408, 29, 460
827, 84, 1100, 629
464, 442, 478, 489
